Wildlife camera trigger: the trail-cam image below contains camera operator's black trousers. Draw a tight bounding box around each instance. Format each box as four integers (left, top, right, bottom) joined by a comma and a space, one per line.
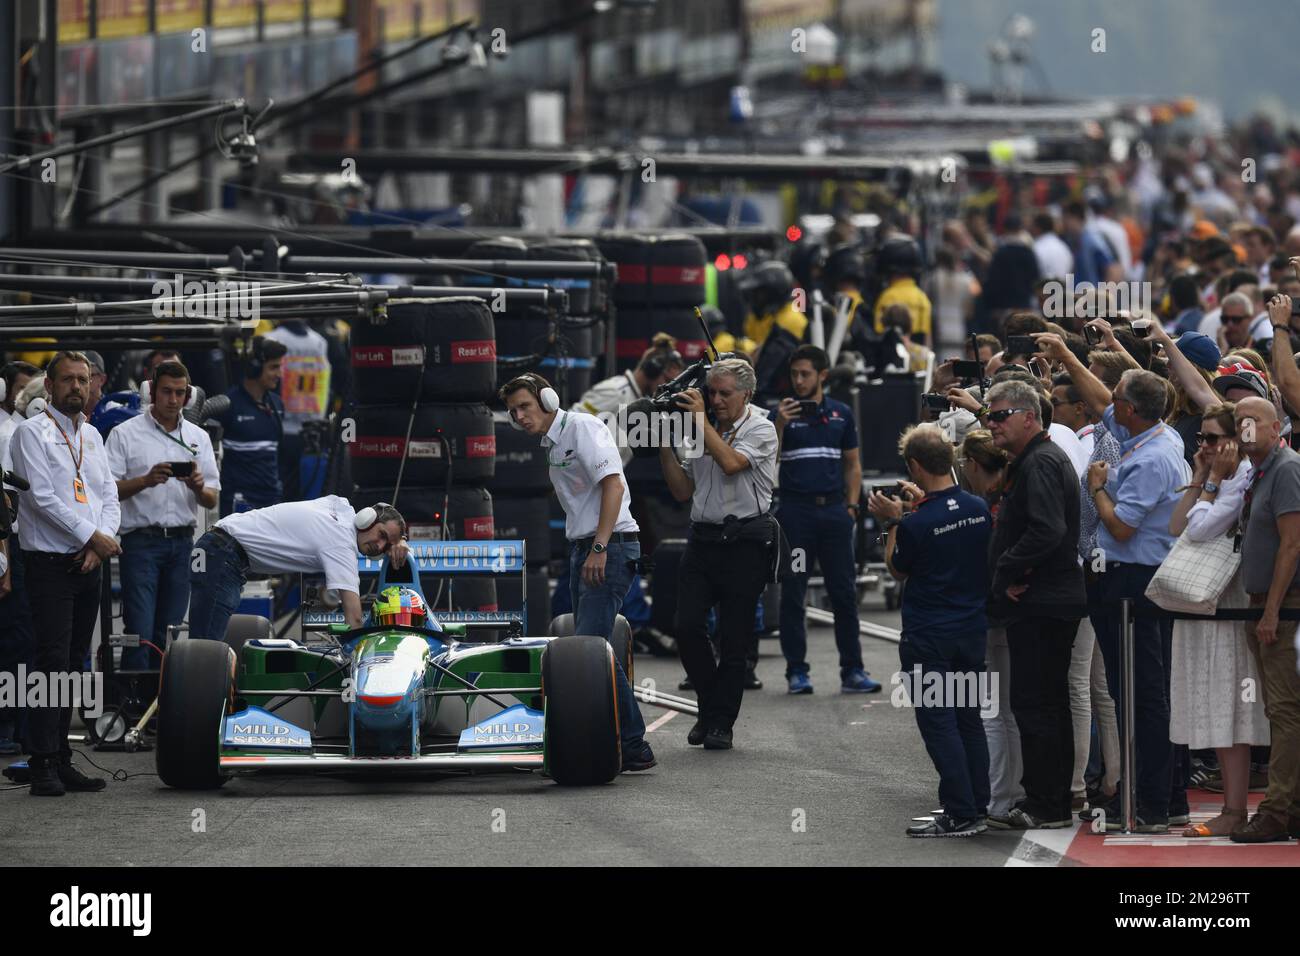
24, 551, 102, 761
675, 537, 770, 731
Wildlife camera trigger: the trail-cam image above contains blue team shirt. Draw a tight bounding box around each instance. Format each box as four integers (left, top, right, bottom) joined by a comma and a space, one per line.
213, 384, 284, 505
769, 396, 859, 496
891, 487, 992, 637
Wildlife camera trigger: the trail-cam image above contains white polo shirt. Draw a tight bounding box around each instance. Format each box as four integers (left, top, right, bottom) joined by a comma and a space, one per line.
541, 409, 637, 541
216, 495, 360, 595
680, 403, 778, 524
574, 371, 642, 466
9, 405, 120, 554
105, 406, 221, 532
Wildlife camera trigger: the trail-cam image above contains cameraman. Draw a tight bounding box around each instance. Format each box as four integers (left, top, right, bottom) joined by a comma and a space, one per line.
659, 359, 779, 750
869, 424, 992, 837
771, 345, 878, 695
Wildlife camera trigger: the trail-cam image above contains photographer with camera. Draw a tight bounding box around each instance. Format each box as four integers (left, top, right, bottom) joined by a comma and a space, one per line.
105, 361, 219, 670
659, 359, 779, 750
9, 352, 121, 796
771, 345, 878, 695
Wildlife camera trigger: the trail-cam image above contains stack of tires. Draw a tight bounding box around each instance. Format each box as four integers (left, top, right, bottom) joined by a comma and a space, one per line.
597, 233, 708, 374
349, 297, 500, 616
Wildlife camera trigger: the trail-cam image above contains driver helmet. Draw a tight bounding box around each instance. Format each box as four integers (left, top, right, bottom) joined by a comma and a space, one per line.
372, 586, 427, 628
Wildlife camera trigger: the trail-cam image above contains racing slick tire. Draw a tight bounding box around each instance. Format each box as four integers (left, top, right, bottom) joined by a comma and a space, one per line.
549, 613, 633, 684
541, 635, 621, 786
223, 614, 270, 658
156, 639, 236, 790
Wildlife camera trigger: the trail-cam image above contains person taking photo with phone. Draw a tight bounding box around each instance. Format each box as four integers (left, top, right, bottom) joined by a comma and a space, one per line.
770, 345, 878, 695
106, 361, 219, 670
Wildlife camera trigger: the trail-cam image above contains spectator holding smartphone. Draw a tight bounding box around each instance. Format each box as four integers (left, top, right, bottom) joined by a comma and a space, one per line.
106, 361, 219, 670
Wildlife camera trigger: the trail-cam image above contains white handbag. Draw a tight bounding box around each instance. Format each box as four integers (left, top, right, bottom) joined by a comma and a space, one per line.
1145, 531, 1240, 616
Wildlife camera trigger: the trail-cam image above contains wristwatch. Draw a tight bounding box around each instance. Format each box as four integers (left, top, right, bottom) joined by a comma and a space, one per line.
592, 541, 607, 554
1204, 481, 1220, 495
847, 502, 861, 513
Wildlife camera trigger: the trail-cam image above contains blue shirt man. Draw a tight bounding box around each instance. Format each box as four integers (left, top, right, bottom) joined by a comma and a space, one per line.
212, 337, 287, 515
770, 345, 877, 695
1094, 403, 1189, 566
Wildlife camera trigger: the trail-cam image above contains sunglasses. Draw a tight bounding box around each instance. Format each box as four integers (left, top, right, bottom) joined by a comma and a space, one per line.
987, 407, 1030, 423
1195, 432, 1226, 445
1222, 313, 1250, 324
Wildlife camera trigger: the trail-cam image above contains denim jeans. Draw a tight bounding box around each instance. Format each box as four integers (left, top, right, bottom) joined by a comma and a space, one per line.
551, 562, 651, 627
900, 630, 991, 820
777, 500, 863, 678
568, 537, 647, 747
1093, 562, 1175, 818
187, 531, 248, 642
119, 531, 193, 669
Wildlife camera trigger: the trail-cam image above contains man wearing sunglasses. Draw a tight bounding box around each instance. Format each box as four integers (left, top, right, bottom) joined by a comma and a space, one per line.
1217, 291, 1258, 352
188, 497, 409, 642
984, 379, 1088, 829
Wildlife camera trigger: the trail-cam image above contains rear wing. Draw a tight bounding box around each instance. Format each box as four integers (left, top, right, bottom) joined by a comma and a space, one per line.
301, 538, 529, 633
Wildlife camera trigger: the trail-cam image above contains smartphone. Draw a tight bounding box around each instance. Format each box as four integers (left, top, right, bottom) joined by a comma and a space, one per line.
169, 461, 194, 478
1028, 357, 1048, 379
797, 400, 819, 417
1006, 335, 1037, 356
1083, 324, 1103, 347
951, 359, 984, 380
872, 482, 905, 499
922, 393, 951, 412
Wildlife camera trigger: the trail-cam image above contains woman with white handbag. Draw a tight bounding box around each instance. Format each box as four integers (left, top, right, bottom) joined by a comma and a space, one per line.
1158, 402, 1270, 837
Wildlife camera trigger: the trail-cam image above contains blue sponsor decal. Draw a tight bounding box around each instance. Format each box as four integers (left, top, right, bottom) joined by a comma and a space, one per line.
357, 540, 526, 575
223, 706, 313, 750
457, 704, 545, 751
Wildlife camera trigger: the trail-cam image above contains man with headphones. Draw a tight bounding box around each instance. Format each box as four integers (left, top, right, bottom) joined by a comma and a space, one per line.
212, 335, 288, 515
500, 373, 657, 773
189, 497, 408, 642
105, 360, 219, 670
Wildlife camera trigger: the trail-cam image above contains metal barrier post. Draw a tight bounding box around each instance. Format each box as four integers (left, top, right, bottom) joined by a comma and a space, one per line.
1120, 598, 1137, 834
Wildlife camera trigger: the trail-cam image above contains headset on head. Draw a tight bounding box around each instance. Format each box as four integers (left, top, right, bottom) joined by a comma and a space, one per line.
355, 501, 393, 531
506, 374, 560, 430
245, 337, 267, 379
640, 345, 684, 381
141, 363, 194, 408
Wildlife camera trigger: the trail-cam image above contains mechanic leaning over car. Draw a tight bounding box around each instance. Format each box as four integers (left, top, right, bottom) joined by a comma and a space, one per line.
658, 357, 780, 751
500, 373, 658, 774
188, 496, 409, 642
105, 360, 219, 671
9, 351, 121, 797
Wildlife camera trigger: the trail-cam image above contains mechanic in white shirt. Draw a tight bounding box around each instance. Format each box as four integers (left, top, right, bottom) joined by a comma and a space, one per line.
658, 358, 779, 750
8, 351, 121, 794
501, 372, 656, 772
105, 361, 220, 669
188, 495, 408, 641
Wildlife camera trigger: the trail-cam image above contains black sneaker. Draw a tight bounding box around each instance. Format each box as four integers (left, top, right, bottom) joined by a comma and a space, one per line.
743, 669, 763, 691
703, 727, 733, 750
29, 759, 65, 797
633, 627, 678, 659
907, 813, 986, 838
57, 758, 106, 792
687, 721, 707, 746
998, 806, 1072, 830
620, 740, 657, 773
678, 676, 694, 691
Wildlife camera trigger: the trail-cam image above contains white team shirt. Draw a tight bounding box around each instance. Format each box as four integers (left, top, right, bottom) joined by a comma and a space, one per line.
680, 403, 779, 524
574, 371, 642, 466
216, 495, 360, 595
9, 405, 120, 554
105, 406, 221, 532
541, 409, 637, 541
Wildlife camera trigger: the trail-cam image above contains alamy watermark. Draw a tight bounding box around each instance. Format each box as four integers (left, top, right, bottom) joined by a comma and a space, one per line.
891, 665, 999, 719
1041, 274, 1151, 321
602, 406, 706, 458
151, 274, 261, 321
1, 666, 103, 717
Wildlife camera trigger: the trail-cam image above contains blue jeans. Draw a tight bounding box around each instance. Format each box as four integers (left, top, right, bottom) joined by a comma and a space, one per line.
568, 537, 647, 747
899, 630, 991, 820
777, 500, 863, 678
187, 531, 248, 642
120, 532, 193, 669
551, 563, 651, 626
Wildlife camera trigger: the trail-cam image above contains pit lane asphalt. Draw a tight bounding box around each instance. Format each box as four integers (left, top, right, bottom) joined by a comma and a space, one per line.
1, 602, 1026, 866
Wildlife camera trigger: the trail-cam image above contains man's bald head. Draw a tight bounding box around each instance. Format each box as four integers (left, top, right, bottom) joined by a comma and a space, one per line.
1234, 395, 1280, 457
